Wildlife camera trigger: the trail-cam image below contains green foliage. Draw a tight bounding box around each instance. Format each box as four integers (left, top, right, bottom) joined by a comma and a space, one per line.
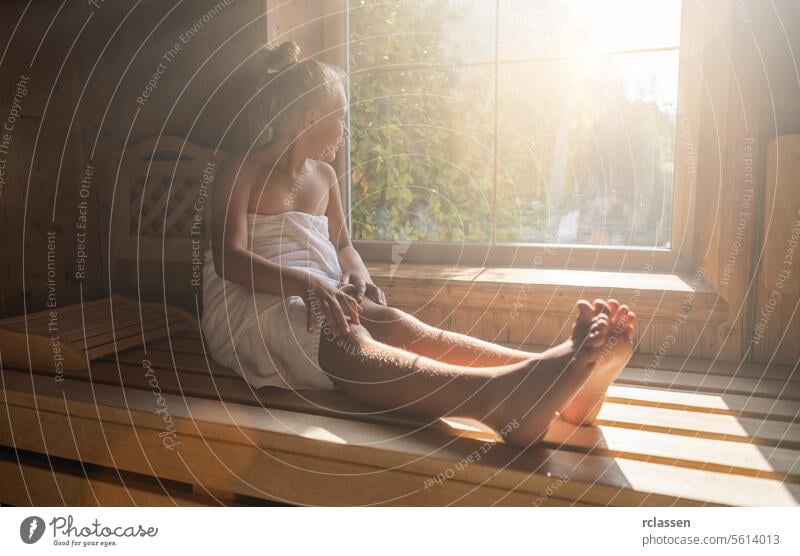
348, 0, 493, 242
348, 0, 677, 247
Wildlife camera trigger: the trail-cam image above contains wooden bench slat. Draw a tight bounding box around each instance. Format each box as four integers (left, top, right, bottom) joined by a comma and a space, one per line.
628, 353, 800, 384
2, 403, 587, 506
0, 452, 214, 507
18, 300, 122, 333
37, 361, 432, 432
60, 306, 171, 343
84, 322, 191, 360
77, 315, 190, 350
606, 384, 800, 421
110, 347, 237, 376
3, 370, 798, 506
597, 401, 800, 448
151, 336, 205, 353
21, 361, 800, 485
618, 367, 800, 400
544, 419, 800, 481
0, 297, 111, 328
5, 305, 111, 337
0, 297, 198, 371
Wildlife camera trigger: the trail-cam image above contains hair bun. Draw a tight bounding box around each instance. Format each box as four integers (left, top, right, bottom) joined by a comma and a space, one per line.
263, 41, 301, 72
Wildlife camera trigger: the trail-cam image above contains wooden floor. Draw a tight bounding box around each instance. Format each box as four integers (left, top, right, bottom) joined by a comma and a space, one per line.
2, 327, 799, 506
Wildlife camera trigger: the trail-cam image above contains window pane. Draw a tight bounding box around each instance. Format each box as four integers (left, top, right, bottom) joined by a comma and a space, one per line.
348, 0, 496, 242
349, 66, 494, 242
348, 1, 682, 250
348, 0, 496, 68
499, 0, 682, 60
496, 50, 679, 247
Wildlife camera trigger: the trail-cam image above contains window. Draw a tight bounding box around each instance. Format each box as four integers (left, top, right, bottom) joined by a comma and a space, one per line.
347, 0, 686, 269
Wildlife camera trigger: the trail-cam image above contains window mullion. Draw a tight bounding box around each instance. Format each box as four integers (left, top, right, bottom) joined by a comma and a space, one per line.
491, 0, 500, 245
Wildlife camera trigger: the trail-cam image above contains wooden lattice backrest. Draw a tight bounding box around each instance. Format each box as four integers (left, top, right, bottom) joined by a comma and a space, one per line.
111, 136, 228, 262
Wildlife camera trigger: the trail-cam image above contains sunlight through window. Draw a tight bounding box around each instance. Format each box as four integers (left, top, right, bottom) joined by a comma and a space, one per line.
348, 0, 683, 248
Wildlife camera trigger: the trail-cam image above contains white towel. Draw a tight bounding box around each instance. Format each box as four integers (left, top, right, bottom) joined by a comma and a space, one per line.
201, 211, 343, 390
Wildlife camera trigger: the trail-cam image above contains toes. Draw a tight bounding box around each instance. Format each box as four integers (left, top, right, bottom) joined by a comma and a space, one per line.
576, 300, 594, 326
592, 316, 610, 338
593, 299, 610, 316
624, 310, 636, 338
587, 329, 606, 348
615, 307, 635, 331
602, 302, 636, 334
593, 313, 610, 327
614, 306, 629, 330
592, 298, 606, 315
586, 318, 608, 347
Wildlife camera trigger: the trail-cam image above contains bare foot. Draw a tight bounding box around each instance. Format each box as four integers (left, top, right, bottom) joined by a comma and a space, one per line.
558, 298, 636, 426
481, 301, 608, 448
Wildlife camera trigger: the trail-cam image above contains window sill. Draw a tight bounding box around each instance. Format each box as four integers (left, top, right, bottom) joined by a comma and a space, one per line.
366, 262, 728, 325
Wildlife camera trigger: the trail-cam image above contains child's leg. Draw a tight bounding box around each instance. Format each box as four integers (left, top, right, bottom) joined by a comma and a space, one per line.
317, 307, 607, 447
355, 297, 542, 366
355, 297, 612, 366
356, 296, 636, 427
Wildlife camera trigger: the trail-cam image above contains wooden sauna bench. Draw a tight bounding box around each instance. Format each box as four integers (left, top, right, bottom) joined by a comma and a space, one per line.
2, 304, 800, 506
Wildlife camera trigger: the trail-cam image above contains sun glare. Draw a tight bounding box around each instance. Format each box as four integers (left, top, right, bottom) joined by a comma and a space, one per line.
566, 0, 683, 109
569, 0, 682, 55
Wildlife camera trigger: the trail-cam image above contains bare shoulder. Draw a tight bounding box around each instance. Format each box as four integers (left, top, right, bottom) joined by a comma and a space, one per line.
313, 160, 339, 188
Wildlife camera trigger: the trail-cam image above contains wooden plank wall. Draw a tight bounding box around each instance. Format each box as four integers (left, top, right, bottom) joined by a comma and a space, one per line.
745, 1, 800, 366
0, 0, 275, 317
752, 136, 800, 366
688, 0, 800, 365
0, 2, 108, 318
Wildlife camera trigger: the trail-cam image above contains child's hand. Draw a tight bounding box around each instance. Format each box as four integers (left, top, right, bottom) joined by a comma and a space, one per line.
304, 276, 363, 337
364, 281, 387, 305
340, 272, 387, 305
338, 282, 361, 298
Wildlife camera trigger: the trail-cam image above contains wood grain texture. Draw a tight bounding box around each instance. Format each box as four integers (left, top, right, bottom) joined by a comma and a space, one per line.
0, 451, 215, 507
752, 135, 800, 365
3, 332, 800, 506
0, 295, 195, 370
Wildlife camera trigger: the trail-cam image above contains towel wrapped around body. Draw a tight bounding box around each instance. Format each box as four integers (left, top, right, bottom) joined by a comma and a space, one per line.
201, 211, 343, 390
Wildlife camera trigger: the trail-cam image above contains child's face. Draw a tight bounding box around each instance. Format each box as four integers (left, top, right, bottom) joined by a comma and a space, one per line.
305, 84, 349, 163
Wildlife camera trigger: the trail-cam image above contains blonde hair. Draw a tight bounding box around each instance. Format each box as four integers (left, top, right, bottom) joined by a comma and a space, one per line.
260, 41, 345, 137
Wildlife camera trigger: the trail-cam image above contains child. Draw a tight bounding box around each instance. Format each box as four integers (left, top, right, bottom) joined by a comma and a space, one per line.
201, 41, 636, 447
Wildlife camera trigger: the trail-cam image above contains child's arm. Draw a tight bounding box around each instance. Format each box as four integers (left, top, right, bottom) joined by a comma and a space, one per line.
209, 157, 314, 297
209, 157, 362, 336
323, 163, 387, 305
